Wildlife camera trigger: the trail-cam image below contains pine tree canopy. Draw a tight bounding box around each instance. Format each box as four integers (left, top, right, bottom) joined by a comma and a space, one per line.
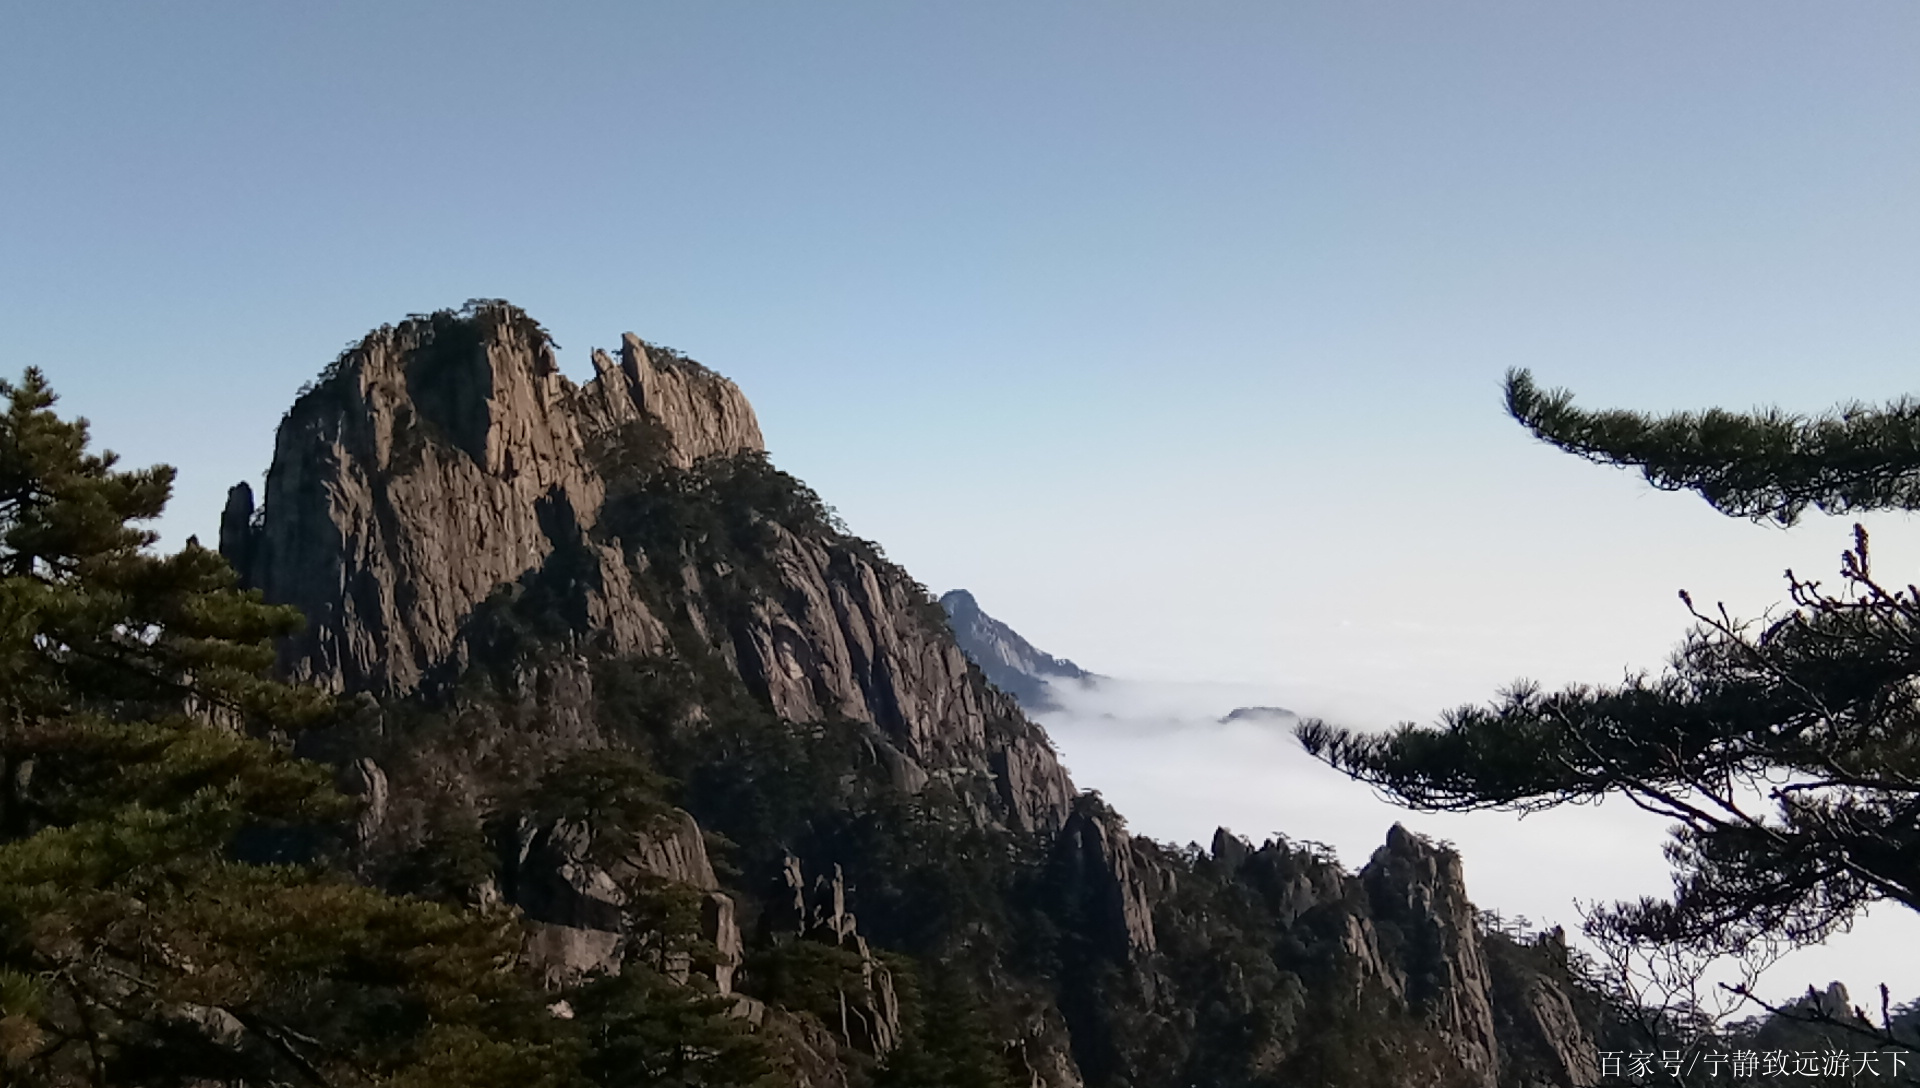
0, 369, 569, 1087
1506, 367, 1920, 525
1299, 373, 1920, 965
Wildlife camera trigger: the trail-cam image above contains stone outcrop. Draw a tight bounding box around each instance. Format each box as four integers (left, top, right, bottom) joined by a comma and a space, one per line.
589, 335, 765, 468
777, 855, 902, 1057
1056, 800, 1158, 960
339, 757, 388, 846
509, 807, 745, 994
1178, 824, 1604, 1087
1361, 824, 1503, 1087
633, 808, 722, 890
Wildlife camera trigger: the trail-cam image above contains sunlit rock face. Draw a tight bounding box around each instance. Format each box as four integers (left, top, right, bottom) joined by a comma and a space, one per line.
224, 302, 1605, 1088
223, 310, 758, 696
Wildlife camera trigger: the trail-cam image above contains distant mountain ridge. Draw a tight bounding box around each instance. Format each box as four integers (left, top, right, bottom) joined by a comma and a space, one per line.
1220, 705, 1297, 724
939, 589, 1094, 710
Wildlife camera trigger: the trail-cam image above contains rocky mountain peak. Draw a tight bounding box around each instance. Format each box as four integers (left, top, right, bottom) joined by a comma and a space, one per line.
591, 332, 766, 469
212, 302, 1618, 1088
1361, 824, 1503, 1086
221, 301, 761, 695
222, 300, 1073, 827
940, 588, 1092, 711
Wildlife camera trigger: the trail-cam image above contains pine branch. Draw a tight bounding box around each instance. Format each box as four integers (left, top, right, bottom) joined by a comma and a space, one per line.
1505, 369, 1920, 524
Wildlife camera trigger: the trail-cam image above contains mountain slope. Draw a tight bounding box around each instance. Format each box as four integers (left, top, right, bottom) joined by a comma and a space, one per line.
222, 301, 1609, 1088
940, 589, 1093, 711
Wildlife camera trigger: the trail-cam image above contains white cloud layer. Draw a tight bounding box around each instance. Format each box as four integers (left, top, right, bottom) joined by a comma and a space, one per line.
1036, 675, 1920, 1007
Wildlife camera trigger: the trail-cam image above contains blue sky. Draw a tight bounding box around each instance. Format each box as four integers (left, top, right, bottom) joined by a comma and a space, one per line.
8, 0, 1912, 701
8, 1, 1920, 991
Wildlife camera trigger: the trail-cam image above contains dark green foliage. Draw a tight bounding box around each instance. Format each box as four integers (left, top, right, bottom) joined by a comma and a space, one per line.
825, 798, 1038, 954
1146, 851, 1316, 1085
622, 877, 725, 982
588, 645, 1052, 1081
1278, 988, 1483, 1088
593, 652, 883, 876
873, 964, 1024, 1088
389, 798, 498, 905
1305, 371, 1920, 1021
1301, 522, 1920, 960
591, 417, 678, 485
0, 375, 326, 737
580, 648, 1051, 1084
603, 449, 846, 594
1065, 832, 1491, 1088
746, 941, 872, 1030
515, 749, 676, 858
643, 342, 721, 379
1506, 368, 1920, 525
570, 967, 777, 1088
1482, 927, 1632, 1086
591, 653, 710, 752
908, 587, 954, 641
400, 307, 493, 462
0, 369, 574, 1085
681, 715, 873, 871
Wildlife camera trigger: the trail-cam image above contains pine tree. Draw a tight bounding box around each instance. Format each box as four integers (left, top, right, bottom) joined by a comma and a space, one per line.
569, 967, 776, 1088
1298, 369, 1920, 986
0, 369, 567, 1086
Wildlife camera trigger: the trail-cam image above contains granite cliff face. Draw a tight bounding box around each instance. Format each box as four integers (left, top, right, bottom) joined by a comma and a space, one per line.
226, 302, 1607, 1088
223, 312, 753, 696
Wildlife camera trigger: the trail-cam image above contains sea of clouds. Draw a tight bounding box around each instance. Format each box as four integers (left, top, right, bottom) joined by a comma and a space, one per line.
1035, 674, 1920, 1009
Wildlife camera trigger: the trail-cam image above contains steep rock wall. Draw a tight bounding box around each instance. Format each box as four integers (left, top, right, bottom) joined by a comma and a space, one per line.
1362, 824, 1503, 1087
